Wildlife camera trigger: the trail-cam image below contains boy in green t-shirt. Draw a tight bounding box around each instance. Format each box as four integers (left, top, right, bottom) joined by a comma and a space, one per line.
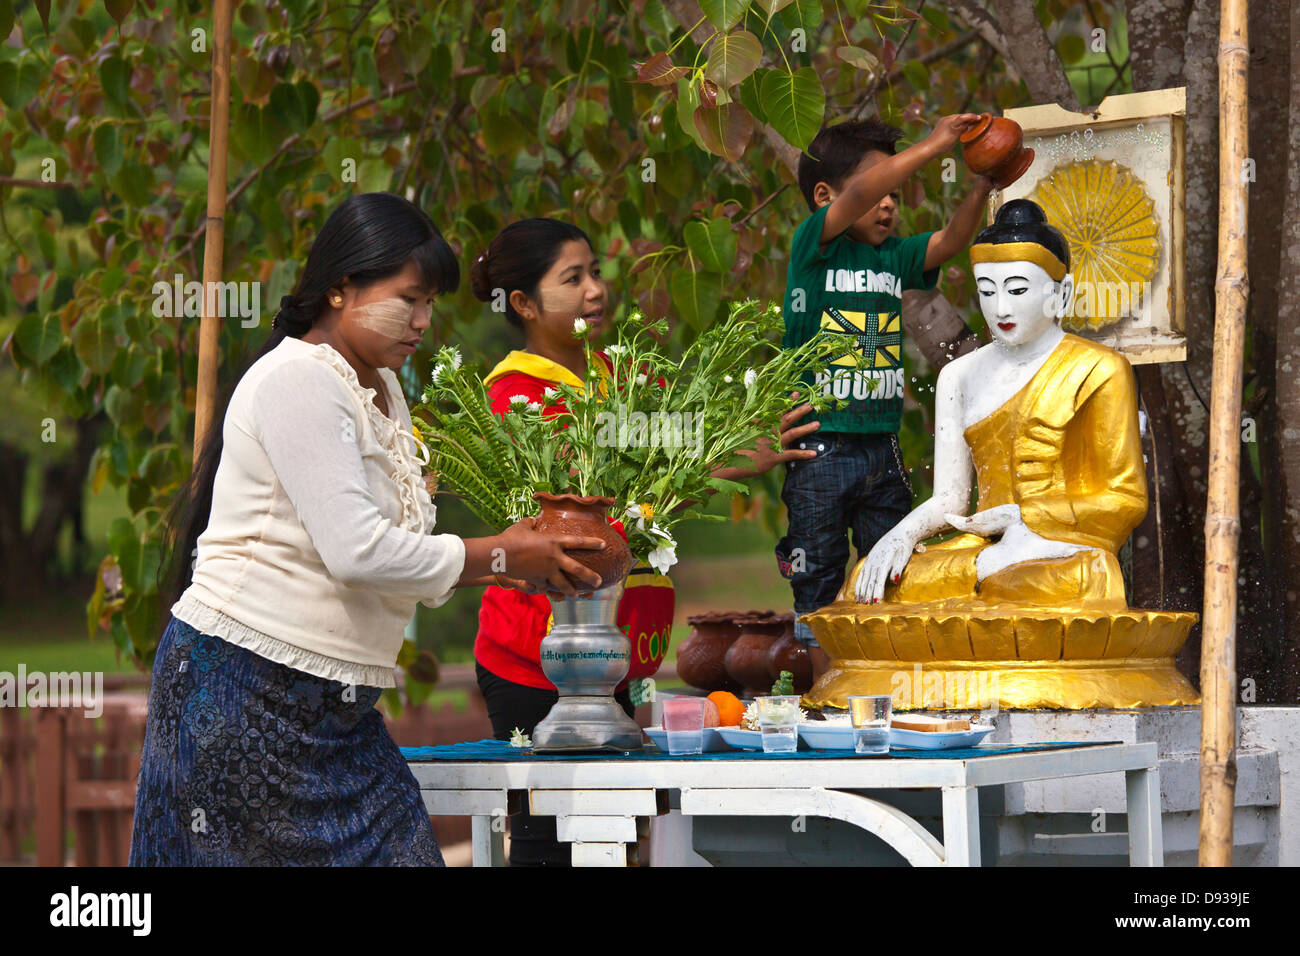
776, 114, 993, 676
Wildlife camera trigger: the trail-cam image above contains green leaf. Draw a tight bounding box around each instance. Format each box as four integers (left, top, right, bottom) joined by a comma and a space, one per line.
268, 81, 319, 133
14, 311, 61, 365
106, 0, 133, 24
92, 124, 123, 177
72, 312, 117, 374
753, 0, 794, 15
0, 0, 13, 42
0, 59, 40, 111
921, 6, 949, 31
902, 59, 929, 91
704, 30, 762, 87
683, 217, 737, 273
110, 162, 155, 206
693, 101, 754, 162
100, 56, 130, 108
699, 0, 751, 30
758, 67, 824, 150
1059, 34, 1086, 65
779, 0, 821, 35
123, 592, 159, 651
835, 46, 880, 73
670, 266, 723, 330
675, 77, 707, 152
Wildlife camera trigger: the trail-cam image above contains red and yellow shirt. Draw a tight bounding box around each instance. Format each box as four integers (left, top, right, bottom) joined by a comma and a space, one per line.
473, 350, 676, 690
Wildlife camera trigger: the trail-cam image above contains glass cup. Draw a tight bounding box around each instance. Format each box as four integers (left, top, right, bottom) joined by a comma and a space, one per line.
756, 695, 802, 753
661, 697, 706, 755
848, 695, 892, 754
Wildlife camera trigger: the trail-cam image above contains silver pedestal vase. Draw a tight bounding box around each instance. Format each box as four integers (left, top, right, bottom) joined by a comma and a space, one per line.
532, 579, 644, 752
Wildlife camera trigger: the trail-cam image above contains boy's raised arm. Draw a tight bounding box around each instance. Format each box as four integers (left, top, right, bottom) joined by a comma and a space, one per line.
819, 112, 982, 247
924, 175, 996, 270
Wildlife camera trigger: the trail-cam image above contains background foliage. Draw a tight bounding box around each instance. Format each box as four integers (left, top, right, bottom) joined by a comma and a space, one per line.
11, 0, 1292, 702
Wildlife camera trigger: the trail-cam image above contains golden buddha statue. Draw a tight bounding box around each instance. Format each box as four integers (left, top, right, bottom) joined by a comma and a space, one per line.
802, 199, 1199, 711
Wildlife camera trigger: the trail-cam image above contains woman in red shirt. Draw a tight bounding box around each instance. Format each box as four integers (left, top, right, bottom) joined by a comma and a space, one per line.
469, 218, 818, 865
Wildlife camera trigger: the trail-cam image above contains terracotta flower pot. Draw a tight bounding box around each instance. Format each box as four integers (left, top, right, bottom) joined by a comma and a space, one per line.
676, 611, 744, 693
532, 493, 634, 590
724, 611, 788, 696
960, 113, 1035, 189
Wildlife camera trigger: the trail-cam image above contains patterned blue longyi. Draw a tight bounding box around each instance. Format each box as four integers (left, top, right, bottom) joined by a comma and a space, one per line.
129, 614, 442, 866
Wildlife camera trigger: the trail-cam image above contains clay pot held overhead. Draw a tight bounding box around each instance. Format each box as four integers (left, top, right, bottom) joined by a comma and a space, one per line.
531, 493, 634, 591
960, 113, 1035, 189
676, 611, 744, 693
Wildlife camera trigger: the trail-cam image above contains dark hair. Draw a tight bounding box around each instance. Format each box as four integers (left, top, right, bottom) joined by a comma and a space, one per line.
974, 198, 1071, 272
159, 192, 459, 616
469, 218, 592, 327
797, 118, 904, 211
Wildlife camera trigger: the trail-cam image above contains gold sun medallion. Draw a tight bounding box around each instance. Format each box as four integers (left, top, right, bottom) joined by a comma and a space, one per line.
1028, 159, 1161, 331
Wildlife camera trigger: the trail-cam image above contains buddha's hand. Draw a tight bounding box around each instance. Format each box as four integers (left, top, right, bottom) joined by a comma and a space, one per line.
853, 526, 918, 605
943, 503, 1023, 537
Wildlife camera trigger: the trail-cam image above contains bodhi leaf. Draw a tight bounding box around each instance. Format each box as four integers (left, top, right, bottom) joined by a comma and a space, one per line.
704, 30, 762, 88
683, 217, 737, 273
758, 67, 824, 150
699, 0, 752, 31
14, 312, 61, 365
669, 265, 723, 330
693, 101, 753, 162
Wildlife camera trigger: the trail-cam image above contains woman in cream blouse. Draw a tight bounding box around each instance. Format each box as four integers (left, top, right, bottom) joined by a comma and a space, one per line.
129, 194, 606, 866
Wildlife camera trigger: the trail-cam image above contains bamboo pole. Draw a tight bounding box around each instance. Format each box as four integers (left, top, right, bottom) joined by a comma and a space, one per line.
1199, 0, 1249, 867
193, 0, 236, 461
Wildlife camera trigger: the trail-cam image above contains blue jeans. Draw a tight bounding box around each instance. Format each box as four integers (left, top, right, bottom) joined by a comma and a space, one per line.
776, 432, 913, 646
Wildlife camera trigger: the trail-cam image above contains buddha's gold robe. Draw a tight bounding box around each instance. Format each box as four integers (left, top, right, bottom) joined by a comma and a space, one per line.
840, 333, 1146, 611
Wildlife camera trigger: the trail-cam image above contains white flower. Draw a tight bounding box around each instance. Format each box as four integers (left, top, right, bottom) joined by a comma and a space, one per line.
573, 317, 589, 335
743, 368, 758, 389
526, 401, 543, 412
647, 541, 677, 575
543, 386, 559, 400
606, 343, 626, 356
625, 502, 653, 531
509, 727, 532, 748
723, 374, 733, 384
635, 373, 648, 385
431, 364, 447, 383
648, 522, 676, 545
449, 349, 463, 371
508, 394, 531, 407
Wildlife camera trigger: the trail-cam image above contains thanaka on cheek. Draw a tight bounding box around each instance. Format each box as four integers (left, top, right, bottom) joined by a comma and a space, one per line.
353, 298, 414, 340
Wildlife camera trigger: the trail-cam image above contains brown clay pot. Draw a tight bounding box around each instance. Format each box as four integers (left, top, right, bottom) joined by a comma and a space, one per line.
960, 113, 1035, 189
724, 611, 789, 696
531, 493, 634, 590
675, 611, 744, 693
766, 617, 812, 695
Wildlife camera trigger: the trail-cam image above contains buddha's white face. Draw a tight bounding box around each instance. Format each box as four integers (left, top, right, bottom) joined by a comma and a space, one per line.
973, 260, 1074, 349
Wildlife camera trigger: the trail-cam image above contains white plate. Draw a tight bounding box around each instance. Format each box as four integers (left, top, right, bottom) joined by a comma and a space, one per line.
888, 725, 995, 750
797, 722, 856, 750
643, 726, 730, 753
715, 726, 764, 750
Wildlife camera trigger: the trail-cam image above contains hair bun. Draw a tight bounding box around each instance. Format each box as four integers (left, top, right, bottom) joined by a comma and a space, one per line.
468, 250, 494, 302
275, 294, 313, 334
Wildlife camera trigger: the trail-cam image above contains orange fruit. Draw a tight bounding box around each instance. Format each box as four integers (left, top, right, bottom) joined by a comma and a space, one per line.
707, 691, 745, 727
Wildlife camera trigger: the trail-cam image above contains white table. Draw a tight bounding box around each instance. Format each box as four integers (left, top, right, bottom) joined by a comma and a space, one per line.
408, 741, 1163, 867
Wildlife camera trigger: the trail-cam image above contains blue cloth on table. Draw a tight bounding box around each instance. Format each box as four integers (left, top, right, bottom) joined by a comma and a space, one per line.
401, 739, 1116, 762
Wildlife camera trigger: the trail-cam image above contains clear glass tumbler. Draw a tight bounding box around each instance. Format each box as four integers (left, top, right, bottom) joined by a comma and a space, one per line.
757, 695, 802, 753
661, 697, 706, 755
848, 695, 892, 755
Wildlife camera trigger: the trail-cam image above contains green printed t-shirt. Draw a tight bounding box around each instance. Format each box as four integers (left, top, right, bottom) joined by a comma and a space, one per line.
782, 204, 938, 434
